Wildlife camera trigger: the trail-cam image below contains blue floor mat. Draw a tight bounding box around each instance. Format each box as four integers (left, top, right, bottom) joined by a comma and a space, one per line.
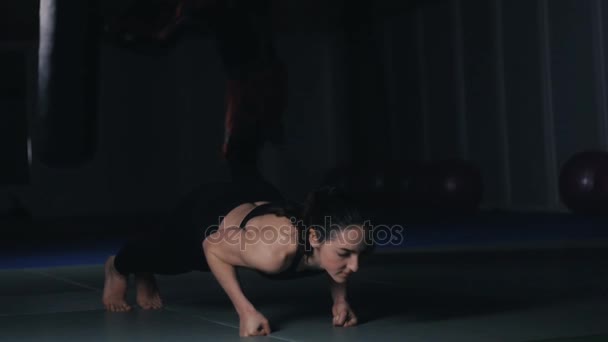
2, 212, 608, 269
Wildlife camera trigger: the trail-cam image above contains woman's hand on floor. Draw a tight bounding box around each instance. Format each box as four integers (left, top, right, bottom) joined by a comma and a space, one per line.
332, 301, 358, 327
239, 309, 271, 337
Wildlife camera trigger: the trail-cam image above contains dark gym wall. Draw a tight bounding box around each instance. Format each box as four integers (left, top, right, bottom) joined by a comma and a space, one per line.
0, 50, 30, 186
0, 1, 349, 217
379, 0, 608, 211
0, 0, 37, 215
3, 0, 607, 217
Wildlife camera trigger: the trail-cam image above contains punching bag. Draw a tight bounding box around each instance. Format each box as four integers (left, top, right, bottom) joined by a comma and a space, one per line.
35, 0, 99, 167
216, 0, 287, 178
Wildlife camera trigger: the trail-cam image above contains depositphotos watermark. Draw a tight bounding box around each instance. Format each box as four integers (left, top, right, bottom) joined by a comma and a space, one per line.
202, 216, 405, 251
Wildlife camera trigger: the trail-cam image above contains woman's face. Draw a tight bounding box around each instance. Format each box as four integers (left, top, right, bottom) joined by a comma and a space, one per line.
313, 226, 368, 283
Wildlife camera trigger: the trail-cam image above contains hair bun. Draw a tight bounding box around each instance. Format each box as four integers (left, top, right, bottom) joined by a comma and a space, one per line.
300, 184, 365, 249
302, 185, 354, 220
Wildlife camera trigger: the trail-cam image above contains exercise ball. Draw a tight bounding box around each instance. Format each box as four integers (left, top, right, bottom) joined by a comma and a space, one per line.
559, 150, 608, 214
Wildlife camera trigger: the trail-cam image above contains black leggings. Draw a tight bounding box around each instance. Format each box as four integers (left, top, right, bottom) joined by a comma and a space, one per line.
113, 180, 283, 275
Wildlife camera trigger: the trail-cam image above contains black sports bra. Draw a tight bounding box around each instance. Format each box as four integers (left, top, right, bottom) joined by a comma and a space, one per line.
239, 202, 323, 280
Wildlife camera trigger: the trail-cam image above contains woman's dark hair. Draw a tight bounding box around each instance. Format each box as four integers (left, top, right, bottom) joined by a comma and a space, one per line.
298, 186, 373, 255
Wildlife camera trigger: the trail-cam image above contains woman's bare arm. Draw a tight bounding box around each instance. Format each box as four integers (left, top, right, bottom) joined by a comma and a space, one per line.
329, 276, 348, 303
203, 228, 254, 314
329, 276, 358, 327
202, 224, 290, 314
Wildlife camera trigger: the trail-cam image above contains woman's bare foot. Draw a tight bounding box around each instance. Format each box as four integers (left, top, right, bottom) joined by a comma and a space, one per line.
135, 273, 163, 310
102, 255, 132, 312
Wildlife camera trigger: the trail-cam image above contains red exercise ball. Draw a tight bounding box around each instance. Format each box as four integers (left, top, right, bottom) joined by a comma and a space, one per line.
559, 150, 608, 214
